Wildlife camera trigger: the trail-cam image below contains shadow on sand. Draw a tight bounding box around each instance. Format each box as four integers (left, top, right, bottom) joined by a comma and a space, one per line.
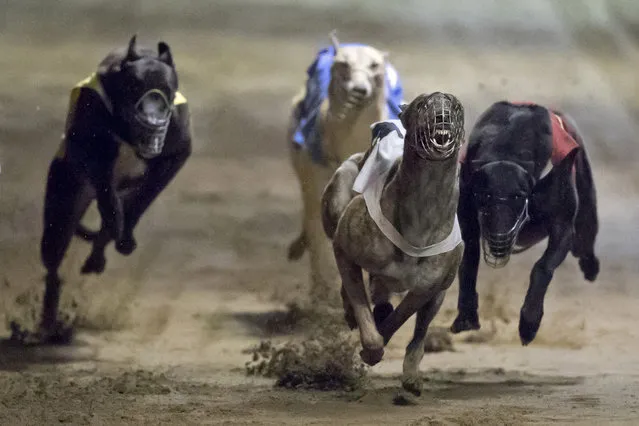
231, 309, 308, 337
0, 338, 97, 372
229, 302, 347, 338
349, 368, 585, 406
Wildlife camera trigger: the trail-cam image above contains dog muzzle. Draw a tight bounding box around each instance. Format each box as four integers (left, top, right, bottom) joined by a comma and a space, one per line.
130, 89, 173, 159
415, 93, 464, 161
479, 198, 529, 268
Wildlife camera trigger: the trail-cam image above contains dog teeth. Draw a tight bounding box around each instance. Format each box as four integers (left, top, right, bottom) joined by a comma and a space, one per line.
434, 129, 450, 136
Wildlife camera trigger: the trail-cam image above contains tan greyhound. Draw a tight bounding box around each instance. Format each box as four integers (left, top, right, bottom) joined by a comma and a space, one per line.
321, 92, 465, 395
287, 31, 402, 305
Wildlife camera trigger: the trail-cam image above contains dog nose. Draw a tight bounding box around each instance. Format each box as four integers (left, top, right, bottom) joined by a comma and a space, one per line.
351, 85, 369, 97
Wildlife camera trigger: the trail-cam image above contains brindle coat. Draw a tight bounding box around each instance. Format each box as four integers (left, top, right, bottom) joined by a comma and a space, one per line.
322, 93, 464, 395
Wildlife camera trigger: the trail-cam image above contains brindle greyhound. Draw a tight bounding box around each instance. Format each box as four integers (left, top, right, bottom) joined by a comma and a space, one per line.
450, 101, 600, 345
322, 92, 465, 395
34, 35, 192, 342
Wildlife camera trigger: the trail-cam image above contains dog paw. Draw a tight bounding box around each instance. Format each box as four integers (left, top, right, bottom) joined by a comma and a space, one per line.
41, 322, 75, 345
360, 347, 384, 366
579, 255, 599, 282
401, 377, 423, 397
81, 254, 106, 275
519, 308, 542, 346
10, 320, 75, 345
115, 236, 137, 256
450, 310, 480, 334
373, 302, 394, 330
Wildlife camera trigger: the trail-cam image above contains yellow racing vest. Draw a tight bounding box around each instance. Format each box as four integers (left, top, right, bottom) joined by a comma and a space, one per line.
56, 72, 187, 159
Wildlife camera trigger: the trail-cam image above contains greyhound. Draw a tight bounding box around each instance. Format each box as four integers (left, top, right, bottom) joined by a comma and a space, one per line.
287, 30, 403, 304
322, 92, 465, 395
34, 35, 192, 342
450, 100, 600, 345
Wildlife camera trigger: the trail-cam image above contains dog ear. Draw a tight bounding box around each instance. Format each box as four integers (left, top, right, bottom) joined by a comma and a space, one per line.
125, 34, 139, 62
158, 42, 174, 67
329, 29, 340, 55
398, 103, 409, 126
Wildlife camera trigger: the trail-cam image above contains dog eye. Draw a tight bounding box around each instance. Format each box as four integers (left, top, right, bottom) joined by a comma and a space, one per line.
370, 62, 380, 71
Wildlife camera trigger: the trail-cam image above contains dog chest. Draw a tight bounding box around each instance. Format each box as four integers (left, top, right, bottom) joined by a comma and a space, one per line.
113, 139, 148, 183
371, 255, 455, 294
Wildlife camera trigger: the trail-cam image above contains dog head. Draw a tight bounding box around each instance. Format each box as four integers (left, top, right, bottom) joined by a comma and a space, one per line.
328, 30, 388, 118
399, 92, 465, 161
102, 35, 178, 159
470, 160, 534, 268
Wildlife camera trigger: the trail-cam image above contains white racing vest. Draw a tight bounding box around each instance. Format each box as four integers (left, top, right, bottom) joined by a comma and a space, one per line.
352, 120, 462, 258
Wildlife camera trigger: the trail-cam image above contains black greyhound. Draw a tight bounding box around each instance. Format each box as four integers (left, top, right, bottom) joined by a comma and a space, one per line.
32, 35, 192, 342
450, 101, 599, 345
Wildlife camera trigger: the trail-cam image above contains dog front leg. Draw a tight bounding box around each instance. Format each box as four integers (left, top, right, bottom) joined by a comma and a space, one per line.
451, 189, 481, 333
378, 285, 444, 347
519, 221, 572, 345
335, 246, 383, 366
117, 148, 190, 255
95, 179, 124, 244
402, 290, 446, 396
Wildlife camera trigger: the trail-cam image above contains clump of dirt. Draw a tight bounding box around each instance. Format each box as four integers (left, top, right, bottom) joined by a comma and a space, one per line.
4, 284, 43, 338
244, 324, 368, 391
424, 326, 455, 353
98, 370, 173, 395
4, 283, 77, 343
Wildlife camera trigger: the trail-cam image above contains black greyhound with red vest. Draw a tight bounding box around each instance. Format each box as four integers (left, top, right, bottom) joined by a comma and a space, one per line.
27, 35, 192, 343
451, 101, 599, 345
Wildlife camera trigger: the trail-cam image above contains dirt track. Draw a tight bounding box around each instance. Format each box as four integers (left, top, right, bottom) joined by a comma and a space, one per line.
1, 1, 639, 424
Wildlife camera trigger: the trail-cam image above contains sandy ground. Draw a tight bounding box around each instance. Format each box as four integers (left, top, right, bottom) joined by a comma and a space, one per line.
1, 0, 639, 424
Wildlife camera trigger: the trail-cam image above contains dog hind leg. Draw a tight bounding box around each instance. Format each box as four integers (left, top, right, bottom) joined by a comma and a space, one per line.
321, 152, 364, 239
39, 158, 92, 340
572, 149, 600, 281
80, 227, 110, 275
553, 112, 600, 282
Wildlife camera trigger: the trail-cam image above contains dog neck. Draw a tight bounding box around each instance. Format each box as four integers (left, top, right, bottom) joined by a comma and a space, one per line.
383, 140, 460, 248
